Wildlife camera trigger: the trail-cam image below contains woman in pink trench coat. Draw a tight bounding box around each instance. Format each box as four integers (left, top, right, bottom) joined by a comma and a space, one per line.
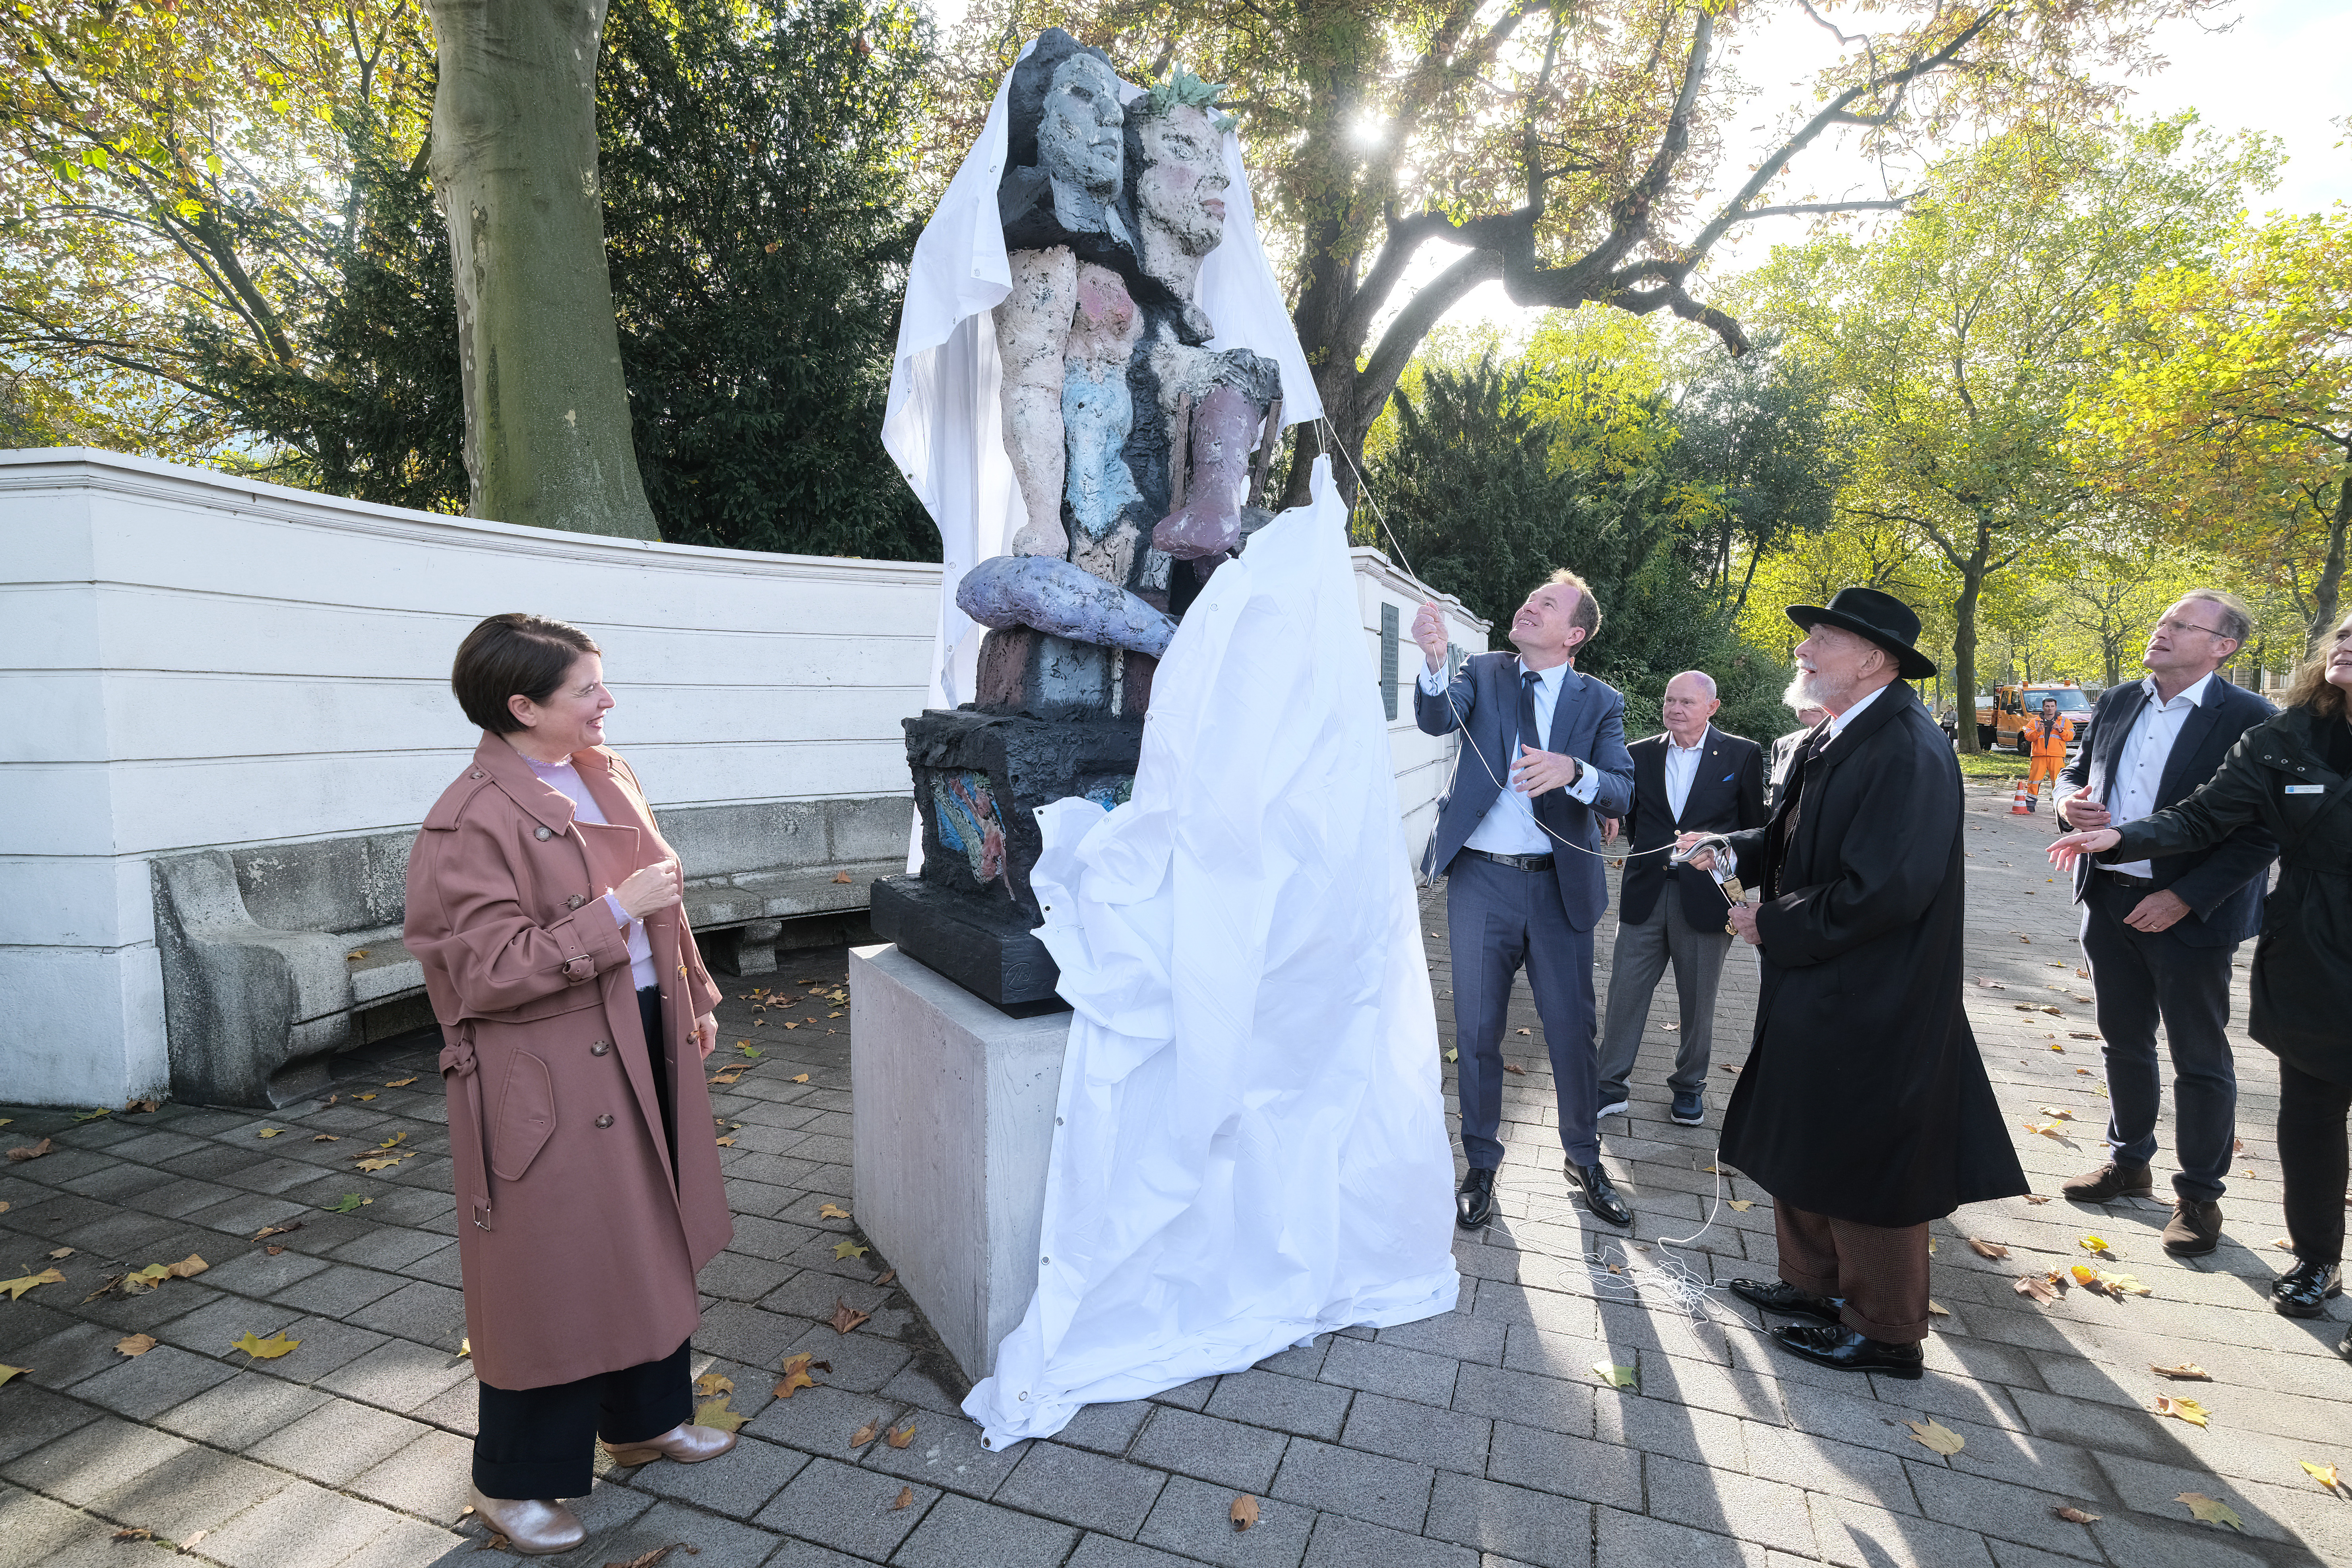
405, 614, 738, 1553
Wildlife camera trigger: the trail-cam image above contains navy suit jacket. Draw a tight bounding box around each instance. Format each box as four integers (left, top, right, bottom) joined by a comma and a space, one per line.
1619, 729, 1769, 930
1414, 651, 1635, 931
2058, 677, 2278, 947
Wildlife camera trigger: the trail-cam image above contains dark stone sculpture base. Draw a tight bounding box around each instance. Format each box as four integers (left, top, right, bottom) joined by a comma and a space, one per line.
869, 876, 1067, 1013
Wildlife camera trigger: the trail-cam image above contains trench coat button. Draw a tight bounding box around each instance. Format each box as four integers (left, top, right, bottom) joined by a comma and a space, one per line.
469, 769, 484, 779
566, 893, 588, 910
595, 1114, 614, 1128
591, 1041, 610, 1056
535, 826, 553, 840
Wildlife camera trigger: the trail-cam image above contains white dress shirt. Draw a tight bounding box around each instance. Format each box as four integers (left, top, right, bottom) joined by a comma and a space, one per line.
1823, 683, 1886, 739
1663, 725, 1712, 822
2106, 671, 2216, 878
1421, 657, 1603, 855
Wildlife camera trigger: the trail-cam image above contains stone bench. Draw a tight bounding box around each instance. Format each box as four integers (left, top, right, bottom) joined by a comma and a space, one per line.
152, 796, 912, 1107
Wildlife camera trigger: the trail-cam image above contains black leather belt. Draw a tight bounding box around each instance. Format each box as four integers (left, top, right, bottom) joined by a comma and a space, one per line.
1463, 847, 1555, 872
2105, 870, 2156, 890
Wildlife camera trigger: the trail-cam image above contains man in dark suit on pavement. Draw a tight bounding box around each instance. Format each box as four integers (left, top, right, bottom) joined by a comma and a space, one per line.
1681, 587, 2027, 1378
2055, 590, 2276, 1256
1595, 671, 1767, 1128
1411, 570, 1636, 1231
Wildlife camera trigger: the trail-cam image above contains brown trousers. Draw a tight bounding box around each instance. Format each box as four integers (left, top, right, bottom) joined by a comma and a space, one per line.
1774, 1202, 1932, 1344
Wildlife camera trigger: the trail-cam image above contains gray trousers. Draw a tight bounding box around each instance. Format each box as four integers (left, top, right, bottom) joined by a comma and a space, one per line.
1445, 854, 1600, 1169
1596, 881, 1732, 1105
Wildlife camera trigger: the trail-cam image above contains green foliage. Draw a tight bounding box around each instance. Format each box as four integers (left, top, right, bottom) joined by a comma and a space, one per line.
599, 0, 938, 560
1367, 352, 1789, 745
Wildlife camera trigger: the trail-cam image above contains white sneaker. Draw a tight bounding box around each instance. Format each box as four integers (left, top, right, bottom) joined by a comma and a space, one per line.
1597, 1099, 1630, 1119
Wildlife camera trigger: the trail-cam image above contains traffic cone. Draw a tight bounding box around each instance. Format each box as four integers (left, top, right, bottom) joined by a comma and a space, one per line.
2009, 780, 2034, 815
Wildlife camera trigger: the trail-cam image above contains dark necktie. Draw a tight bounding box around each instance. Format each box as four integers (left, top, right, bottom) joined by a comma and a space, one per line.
1515, 669, 1543, 760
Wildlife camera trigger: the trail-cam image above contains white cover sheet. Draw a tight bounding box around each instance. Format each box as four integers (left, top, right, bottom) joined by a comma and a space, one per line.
962, 459, 1460, 1449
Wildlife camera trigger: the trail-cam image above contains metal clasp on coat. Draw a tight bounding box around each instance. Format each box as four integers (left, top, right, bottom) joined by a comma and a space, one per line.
473, 1202, 493, 1232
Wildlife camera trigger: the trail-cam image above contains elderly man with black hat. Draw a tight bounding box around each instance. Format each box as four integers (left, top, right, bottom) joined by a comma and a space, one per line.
1682, 588, 2027, 1377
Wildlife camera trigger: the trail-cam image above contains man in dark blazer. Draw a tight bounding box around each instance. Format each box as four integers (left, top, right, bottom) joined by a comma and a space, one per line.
1768, 699, 1828, 812
1411, 570, 1635, 1231
1595, 671, 1767, 1128
2055, 590, 2276, 1256
1683, 587, 2027, 1378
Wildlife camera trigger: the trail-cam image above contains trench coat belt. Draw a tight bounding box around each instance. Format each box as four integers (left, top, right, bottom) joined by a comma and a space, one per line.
438, 1031, 494, 1233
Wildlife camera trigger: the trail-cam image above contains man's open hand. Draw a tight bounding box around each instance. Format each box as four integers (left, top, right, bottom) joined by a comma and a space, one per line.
1510, 743, 1582, 797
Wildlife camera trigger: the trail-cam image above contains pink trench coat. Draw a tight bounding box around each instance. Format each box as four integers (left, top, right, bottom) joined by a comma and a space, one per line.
404, 734, 732, 1390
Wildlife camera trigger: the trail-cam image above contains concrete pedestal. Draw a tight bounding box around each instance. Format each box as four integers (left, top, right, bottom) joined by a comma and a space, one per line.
848, 943, 1070, 1384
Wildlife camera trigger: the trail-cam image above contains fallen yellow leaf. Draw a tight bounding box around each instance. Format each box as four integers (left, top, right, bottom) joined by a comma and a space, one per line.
2154, 1395, 2209, 1428
458, 1338, 470, 1358
1904, 1418, 1966, 1457
2151, 1363, 2209, 1380
0, 1364, 27, 1385
885, 1421, 916, 1449
2078, 1235, 2112, 1255
791, 1073, 811, 1084
2177, 1492, 2242, 1530
694, 1372, 734, 1398
1928, 1301, 1950, 1318
1593, 1362, 1637, 1389
2052, 1506, 2100, 1523
893, 1485, 914, 1510
2298, 1460, 2340, 1491
818, 1203, 851, 1220
166, 1254, 207, 1279
45, 1247, 71, 1260
256, 1128, 282, 1138
833, 1239, 870, 1261
7, 1137, 54, 1162
384, 1076, 417, 1087
1726, 1199, 1754, 1211
694, 1395, 748, 1433
2023, 1194, 2051, 1204
1230, 1494, 1259, 1532
115, 1333, 158, 1357
230, 1331, 299, 1361
1967, 1238, 2009, 1260
353, 1093, 376, 1101
829, 1297, 872, 1335
849, 1420, 879, 1448
1, 1268, 65, 1301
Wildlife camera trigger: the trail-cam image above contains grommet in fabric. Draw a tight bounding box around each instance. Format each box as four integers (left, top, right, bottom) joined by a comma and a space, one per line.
595, 1114, 614, 1128
591, 1041, 610, 1057
469, 769, 484, 779
535, 826, 553, 840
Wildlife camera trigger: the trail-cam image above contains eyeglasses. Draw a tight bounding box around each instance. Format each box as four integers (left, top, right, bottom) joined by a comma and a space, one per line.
2152, 618, 2227, 639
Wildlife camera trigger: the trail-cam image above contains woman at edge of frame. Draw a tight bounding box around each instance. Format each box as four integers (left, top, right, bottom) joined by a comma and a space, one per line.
404, 613, 738, 1553
2052, 612, 2352, 1364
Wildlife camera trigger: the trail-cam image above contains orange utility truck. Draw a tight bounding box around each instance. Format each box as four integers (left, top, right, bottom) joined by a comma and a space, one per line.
1976, 681, 2094, 754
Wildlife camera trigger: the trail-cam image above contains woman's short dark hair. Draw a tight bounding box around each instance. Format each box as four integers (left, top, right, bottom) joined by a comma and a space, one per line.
451, 614, 600, 733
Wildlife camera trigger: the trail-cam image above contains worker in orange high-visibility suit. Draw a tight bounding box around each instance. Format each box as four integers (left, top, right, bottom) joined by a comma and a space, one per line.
2024, 697, 2073, 812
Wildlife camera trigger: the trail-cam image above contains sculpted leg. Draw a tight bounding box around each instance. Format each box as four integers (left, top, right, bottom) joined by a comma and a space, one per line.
994, 246, 1077, 558
1152, 384, 1259, 560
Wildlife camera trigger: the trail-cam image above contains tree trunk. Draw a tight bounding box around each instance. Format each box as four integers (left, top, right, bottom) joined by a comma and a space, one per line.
2308, 468, 2350, 655
426, 0, 657, 539
1951, 550, 1988, 756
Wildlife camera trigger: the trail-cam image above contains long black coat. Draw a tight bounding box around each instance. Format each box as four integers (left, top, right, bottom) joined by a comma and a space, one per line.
2105, 705, 2350, 1085
1718, 682, 2027, 1227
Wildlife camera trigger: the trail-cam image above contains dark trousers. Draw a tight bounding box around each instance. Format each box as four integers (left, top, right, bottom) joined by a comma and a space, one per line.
1596, 882, 1733, 1105
2279, 1060, 2352, 1266
1774, 1203, 1932, 1344
2079, 877, 2238, 1202
1445, 853, 1600, 1169
474, 1339, 691, 1498
636, 985, 677, 1179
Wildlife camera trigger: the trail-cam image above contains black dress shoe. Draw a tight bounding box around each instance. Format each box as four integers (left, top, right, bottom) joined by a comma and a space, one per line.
1770, 1323, 1924, 1380
1728, 1278, 1842, 1324
1567, 1161, 1632, 1228
1456, 1168, 1499, 1230
2273, 1259, 2343, 1319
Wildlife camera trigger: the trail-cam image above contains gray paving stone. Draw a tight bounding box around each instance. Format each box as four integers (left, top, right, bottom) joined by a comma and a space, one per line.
247, 1397, 430, 1485
0, 1481, 106, 1566
755, 1455, 934, 1559
343, 1427, 475, 1521
152, 1372, 332, 1453
1738, 1421, 1914, 1513
1315, 1336, 1458, 1409
1149, 1376, 1217, 1411
1640, 1454, 1814, 1555
1137, 1473, 1315, 1568
1484, 1421, 1643, 1512
1808, 1493, 2000, 1568
699, 1300, 819, 1369
0, 1299, 73, 1356
316, 1337, 473, 1412
1130, 1406, 1289, 1493
198, 1247, 332, 1301
327, 1516, 469, 1568
994, 1439, 1169, 1536
0, 1381, 101, 1465
779, 1322, 911, 1393
1447, 1361, 1594, 1439
0, 1412, 192, 1506
1068, 1535, 1220, 1568
266, 1261, 407, 1316
743, 1381, 894, 1457
246, 1314, 397, 1384
345, 1278, 466, 1345
327, 1226, 451, 1274
894, 1490, 1082, 1567
14, 1321, 132, 1391
1423, 1473, 1592, 1568
1205, 1370, 1353, 1440
1373, 1308, 1506, 1367
764, 1542, 883, 1568
1301, 1510, 1477, 1568
1594, 1506, 1769, 1568
623, 1433, 808, 1520
66, 1341, 240, 1421
857, 1404, 1022, 1499
1903, 1459, 2104, 1562
1337, 1392, 1490, 1476
1268, 1438, 1431, 1533
1054, 1397, 1155, 1456
86, 1441, 293, 1543
197, 1476, 403, 1568
579, 1496, 787, 1568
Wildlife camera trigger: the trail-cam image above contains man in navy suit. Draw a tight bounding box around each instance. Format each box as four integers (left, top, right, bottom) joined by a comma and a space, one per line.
1596, 672, 1768, 1128
1411, 570, 1636, 1230
2056, 590, 2277, 1256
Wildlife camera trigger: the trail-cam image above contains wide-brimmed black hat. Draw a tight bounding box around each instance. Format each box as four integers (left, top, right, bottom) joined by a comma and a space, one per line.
1786, 587, 1938, 681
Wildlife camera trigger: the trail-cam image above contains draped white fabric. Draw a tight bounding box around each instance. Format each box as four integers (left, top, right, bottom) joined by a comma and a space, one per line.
962, 460, 1459, 1449
878, 45, 1325, 733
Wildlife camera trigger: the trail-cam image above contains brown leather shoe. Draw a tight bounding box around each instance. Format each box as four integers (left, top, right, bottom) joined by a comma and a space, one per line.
2162, 1199, 2224, 1256
2060, 1160, 2152, 1204
601, 1421, 738, 1468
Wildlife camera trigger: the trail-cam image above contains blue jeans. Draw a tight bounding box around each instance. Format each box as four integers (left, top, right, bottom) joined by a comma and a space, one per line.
2078, 876, 2238, 1203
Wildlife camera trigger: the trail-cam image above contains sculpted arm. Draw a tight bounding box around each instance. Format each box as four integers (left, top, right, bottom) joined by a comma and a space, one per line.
994, 246, 1078, 558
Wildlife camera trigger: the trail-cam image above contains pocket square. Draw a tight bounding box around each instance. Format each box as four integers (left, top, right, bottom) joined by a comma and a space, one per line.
1721, 773, 1735, 782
